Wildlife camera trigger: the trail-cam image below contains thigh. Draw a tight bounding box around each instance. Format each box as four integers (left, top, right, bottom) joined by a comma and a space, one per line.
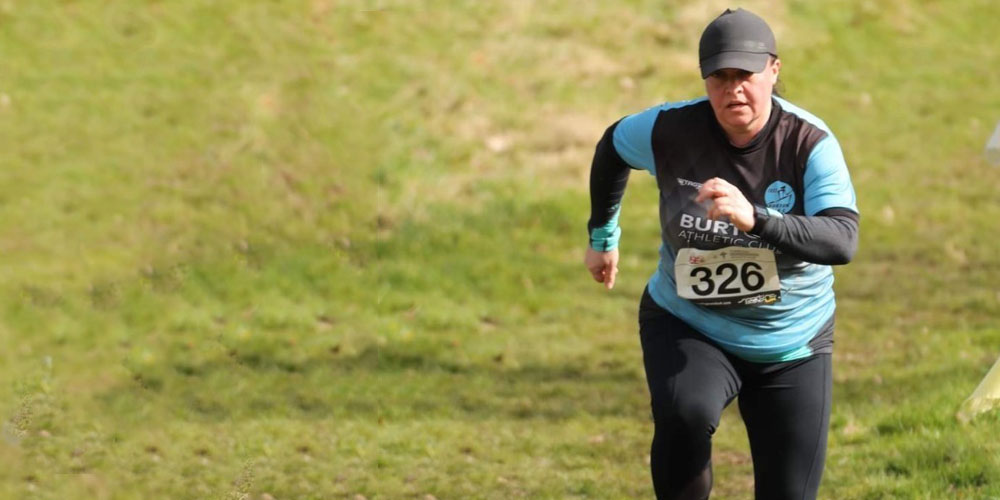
639, 290, 741, 428
737, 353, 832, 500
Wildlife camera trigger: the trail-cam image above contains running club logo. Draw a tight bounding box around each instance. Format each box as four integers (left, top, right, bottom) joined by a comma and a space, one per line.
764, 181, 795, 214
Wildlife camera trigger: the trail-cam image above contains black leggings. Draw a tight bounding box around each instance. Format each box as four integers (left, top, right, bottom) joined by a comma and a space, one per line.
638, 289, 832, 500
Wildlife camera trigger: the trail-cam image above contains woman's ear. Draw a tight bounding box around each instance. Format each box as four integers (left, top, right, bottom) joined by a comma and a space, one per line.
771, 58, 781, 84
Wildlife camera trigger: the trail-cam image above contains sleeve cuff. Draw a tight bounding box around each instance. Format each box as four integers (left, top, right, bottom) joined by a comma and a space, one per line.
749, 205, 783, 236
589, 225, 621, 252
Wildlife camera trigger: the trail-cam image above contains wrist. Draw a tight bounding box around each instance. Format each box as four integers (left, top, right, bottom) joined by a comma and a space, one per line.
750, 205, 771, 235
589, 224, 621, 251
590, 239, 619, 252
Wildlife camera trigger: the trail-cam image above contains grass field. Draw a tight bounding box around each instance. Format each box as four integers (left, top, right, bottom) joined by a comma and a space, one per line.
2, 1, 1000, 498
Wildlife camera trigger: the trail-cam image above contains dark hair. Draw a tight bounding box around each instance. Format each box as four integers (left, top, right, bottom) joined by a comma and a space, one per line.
770, 55, 784, 97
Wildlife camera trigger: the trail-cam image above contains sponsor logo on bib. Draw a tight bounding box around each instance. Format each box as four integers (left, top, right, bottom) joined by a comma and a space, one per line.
765, 181, 795, 213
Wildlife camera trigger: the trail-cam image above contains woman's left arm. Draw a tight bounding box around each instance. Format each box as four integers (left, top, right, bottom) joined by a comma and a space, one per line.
749, 208, 859, 265
696, 177, 859, 265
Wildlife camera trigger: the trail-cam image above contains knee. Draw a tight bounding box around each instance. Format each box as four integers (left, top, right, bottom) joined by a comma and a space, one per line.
652, 397, 720, 437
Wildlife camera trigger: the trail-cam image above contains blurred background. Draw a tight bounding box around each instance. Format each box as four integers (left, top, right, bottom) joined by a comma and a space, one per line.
2, 1, 1000, 498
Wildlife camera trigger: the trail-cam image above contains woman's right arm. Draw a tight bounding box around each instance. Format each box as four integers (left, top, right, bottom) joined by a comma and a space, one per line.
586, 121, 632, 289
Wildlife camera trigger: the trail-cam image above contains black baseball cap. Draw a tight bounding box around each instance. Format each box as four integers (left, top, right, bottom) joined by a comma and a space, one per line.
698, 8, 777, 79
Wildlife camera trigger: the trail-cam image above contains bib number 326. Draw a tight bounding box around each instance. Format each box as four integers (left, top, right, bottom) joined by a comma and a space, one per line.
675, 247, 781, 307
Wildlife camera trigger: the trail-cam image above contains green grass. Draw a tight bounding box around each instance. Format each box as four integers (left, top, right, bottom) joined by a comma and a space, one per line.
1, 0, 999, 498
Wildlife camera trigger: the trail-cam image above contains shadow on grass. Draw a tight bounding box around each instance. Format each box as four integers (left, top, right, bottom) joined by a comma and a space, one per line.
349, 344, 651, 421
95, 343, 651, 424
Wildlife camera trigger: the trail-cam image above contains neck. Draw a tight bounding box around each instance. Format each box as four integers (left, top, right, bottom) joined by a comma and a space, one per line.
723, 98, 773, 148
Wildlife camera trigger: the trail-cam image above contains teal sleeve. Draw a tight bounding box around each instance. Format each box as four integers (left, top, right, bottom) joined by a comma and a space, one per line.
803, 135, 858, 216
590, 203, 622, 251
612, 108, 658, 173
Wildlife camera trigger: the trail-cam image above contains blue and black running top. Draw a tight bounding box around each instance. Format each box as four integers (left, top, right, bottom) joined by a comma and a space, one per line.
588, 96, 859, 363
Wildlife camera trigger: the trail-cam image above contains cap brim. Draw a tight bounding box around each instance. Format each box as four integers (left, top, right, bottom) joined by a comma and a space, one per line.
699, 51, 770, 79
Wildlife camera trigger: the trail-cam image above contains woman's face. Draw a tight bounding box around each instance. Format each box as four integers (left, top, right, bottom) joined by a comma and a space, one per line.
704, 58, 780, 140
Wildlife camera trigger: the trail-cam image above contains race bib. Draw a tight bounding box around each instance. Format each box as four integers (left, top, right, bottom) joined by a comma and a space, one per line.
675, 246, 781, 307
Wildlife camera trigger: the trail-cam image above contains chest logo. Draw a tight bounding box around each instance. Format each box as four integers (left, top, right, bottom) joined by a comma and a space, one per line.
764, 181, 795, 214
